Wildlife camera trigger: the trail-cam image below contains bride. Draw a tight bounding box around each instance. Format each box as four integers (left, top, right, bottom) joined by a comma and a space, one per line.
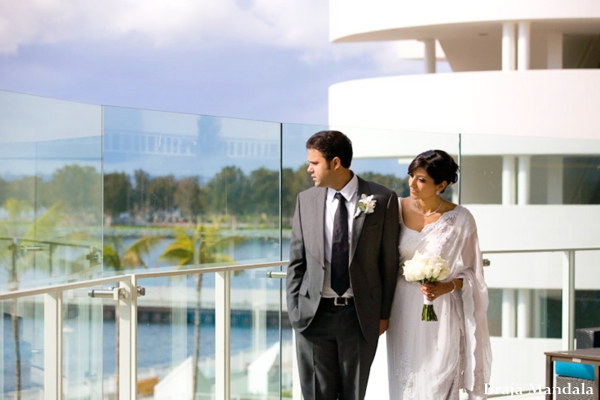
386, 149, 492, 399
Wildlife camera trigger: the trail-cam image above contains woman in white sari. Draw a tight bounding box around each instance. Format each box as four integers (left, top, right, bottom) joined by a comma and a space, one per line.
386, 150, 492, 399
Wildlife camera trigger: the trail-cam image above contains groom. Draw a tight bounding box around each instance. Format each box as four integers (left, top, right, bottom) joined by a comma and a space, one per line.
286, 130, 400, 400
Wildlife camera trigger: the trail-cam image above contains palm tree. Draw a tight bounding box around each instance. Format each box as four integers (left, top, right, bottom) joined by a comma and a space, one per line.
0, 200, 64, 399
103, 235, 163, 271
158, 223, 240, 397
102, 233, 163, 398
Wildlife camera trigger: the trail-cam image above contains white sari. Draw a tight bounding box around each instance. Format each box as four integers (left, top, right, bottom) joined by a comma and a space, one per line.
386, 200, 492, 399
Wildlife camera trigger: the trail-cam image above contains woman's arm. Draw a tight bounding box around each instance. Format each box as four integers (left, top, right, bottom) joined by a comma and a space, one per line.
421, 278, 463, 301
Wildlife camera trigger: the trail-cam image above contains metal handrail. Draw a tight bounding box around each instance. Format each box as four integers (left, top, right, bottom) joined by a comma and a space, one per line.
4, 244, 600, 300
0, 260, 288, 300
0, 236, 101, 250
1, 248, 597, 399
482, 247, 600, 254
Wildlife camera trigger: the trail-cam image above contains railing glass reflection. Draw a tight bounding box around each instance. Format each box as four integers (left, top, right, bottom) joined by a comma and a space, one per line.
0, 89, 599, 399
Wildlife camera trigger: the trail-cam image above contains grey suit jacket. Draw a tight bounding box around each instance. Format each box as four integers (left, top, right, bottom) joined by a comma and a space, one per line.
286, 176, 400, 343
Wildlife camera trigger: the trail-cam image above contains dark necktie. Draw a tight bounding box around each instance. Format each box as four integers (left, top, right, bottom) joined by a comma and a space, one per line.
331, 192, 349, 296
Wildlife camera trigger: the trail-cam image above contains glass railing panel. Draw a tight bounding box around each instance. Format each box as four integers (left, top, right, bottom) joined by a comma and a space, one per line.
0, 91, 103, 291
484, 251, 564, 341
135, 273, 217, 399
481, 248, 600, 394
460, 132, 600, 395
102, 108, 283, 275
0, 295, 45, 398
229, 265, 288, 400
460, 132, 600, 205
62, 285, 110, 399
575, 250, 600, 333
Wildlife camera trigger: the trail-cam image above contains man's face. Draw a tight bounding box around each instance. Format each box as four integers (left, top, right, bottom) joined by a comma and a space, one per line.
306, 148, 334, 188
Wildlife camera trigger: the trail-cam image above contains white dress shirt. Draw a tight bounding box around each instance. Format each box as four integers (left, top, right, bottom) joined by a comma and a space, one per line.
322, 173, 358, 298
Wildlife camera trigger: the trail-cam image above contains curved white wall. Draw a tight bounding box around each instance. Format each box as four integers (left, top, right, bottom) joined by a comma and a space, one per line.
329, 70, 600, 140
330, 0, 600, 42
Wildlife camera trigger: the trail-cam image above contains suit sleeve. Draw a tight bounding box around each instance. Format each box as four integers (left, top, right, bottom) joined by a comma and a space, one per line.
286, 194, 306, 325
379, 190, 400, 320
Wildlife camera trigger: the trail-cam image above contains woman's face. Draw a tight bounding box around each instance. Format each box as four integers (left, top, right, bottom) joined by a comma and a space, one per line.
408, 167, 445, 200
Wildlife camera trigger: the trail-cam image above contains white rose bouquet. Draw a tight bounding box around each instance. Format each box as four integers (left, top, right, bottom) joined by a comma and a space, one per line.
402, 251, 450, 321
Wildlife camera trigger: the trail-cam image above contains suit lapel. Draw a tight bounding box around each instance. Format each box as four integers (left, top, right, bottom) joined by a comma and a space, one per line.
310, 188, 327, 265
351, 177, 371, 261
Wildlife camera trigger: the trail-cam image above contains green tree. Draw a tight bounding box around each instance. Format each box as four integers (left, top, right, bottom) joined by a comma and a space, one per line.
292, 163, 313, 195
281, 164, 313, 227
359, 172, 409, 197
103, 235, 161, 271
205, 166, 248, 216
281, 168, 296, 222
6, 176, 41, 209
149, 175, 177, 211
132, 169, 151, 214
174, 177, 204, 221
0, 177, 8, 206
47, 164, 101, 212
247, 168, 278, 216
104, 172, 132, 220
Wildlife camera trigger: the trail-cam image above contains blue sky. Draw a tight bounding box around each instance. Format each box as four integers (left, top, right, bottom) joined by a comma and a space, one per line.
0, 0, 431, 126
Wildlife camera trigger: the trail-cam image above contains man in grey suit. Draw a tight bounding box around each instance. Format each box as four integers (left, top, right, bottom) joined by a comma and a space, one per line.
286, 130, 400, 400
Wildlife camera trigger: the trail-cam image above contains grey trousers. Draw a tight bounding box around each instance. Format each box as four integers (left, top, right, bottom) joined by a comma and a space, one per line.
295, 299, 378, 400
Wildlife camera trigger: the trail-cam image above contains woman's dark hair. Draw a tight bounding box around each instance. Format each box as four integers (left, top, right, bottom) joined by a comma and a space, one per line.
306, 130, 353, 168
408, 150, 459, 192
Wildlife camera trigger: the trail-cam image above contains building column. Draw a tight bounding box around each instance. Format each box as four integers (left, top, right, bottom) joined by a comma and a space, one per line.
502, 155, 517, 337
516, 155, 532, 337
518, 155, 531, 205
547, 156, 564, 204
517, 289, 531, 338
502, 289, 516, 337
502, 156, 517, 205
502, 23, 517, 71
533, 290, 543, 337
547, 33, 563, 69
422, 39, 436, 74
518, 22, 531, 70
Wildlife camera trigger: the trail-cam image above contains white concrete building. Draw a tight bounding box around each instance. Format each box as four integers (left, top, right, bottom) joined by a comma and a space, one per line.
328, 0, 600, 392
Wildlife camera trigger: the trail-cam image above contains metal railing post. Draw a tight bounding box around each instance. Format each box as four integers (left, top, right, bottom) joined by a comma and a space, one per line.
216, 270, 231, 400
562, 250, 575, 350
118, 277, 138, 400
292, 331, 302, 400
44, 290, 62, 400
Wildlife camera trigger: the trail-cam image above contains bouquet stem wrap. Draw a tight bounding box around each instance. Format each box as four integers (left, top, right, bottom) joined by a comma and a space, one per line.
422, 295, 437, 321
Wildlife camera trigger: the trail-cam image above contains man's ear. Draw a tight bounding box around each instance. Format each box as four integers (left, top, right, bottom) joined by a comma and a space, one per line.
331, 156, 342, 170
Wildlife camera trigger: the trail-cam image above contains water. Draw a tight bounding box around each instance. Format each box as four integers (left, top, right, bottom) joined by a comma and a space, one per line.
4, 236, 294, 391
102, 321, 293, 374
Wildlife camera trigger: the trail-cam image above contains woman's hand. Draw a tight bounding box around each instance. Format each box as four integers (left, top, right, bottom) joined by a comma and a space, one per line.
421, 280, 460, 301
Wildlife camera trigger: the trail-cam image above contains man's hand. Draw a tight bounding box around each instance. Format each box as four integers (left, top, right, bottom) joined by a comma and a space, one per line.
379, 319, 389, 335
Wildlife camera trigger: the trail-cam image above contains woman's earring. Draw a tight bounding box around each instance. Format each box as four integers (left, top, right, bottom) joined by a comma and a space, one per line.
436, 190, 441, 196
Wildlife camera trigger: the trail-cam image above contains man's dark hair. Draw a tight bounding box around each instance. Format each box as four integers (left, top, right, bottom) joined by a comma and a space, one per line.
306, 130, 353, 168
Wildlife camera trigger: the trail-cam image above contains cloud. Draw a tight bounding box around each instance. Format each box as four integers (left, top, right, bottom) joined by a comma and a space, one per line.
0, 0, 406, 74
0, 0, 330, 54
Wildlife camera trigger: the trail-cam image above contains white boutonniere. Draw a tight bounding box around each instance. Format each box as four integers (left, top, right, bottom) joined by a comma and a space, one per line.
357, 194, 376, 214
